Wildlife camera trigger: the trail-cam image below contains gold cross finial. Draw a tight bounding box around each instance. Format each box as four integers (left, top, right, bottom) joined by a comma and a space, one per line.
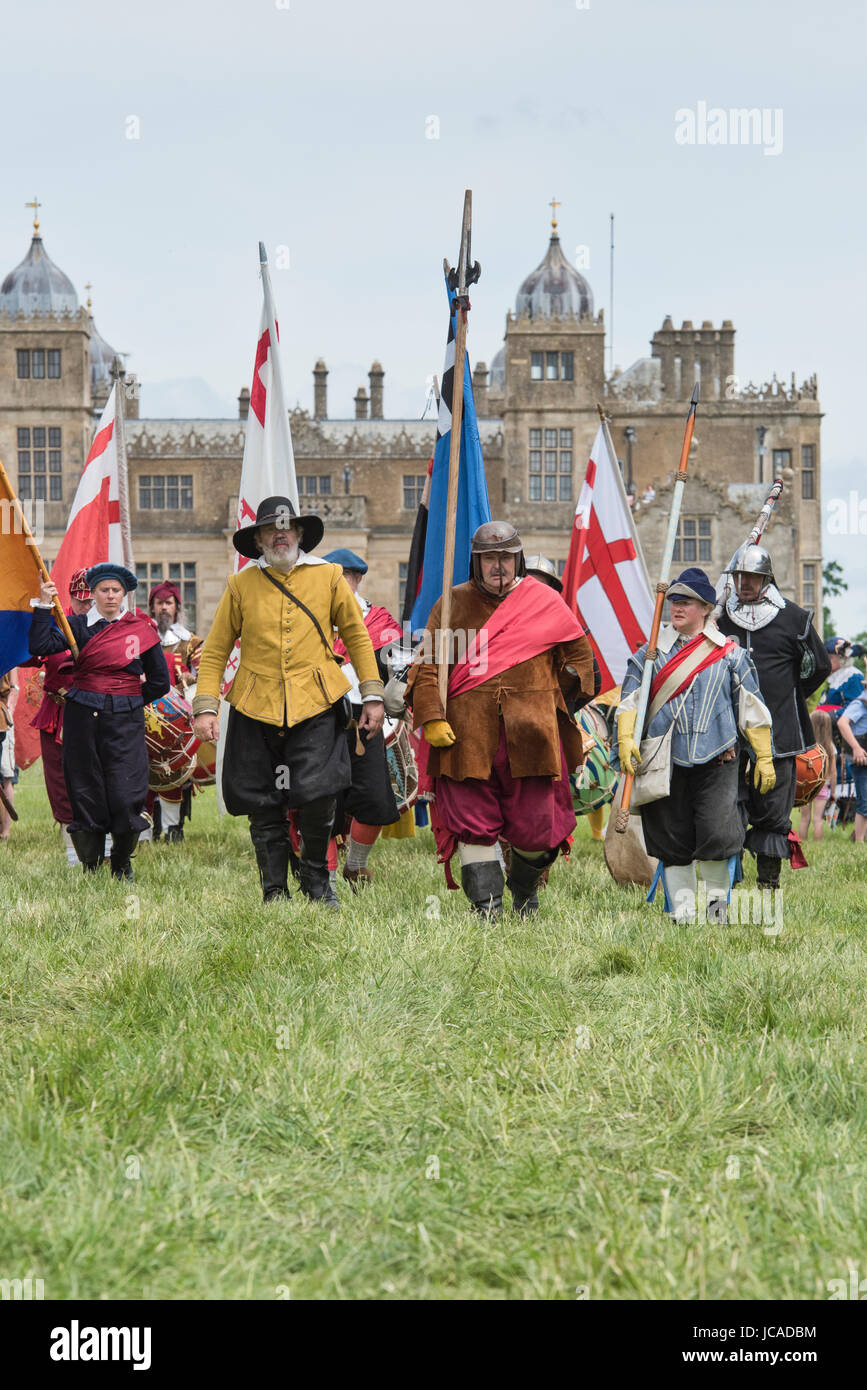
25, 195, 42, 234
549, 197, 561, 233
85, 281, 92, 311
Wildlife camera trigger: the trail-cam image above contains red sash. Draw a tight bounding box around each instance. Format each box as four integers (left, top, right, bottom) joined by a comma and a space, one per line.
648, 631, 736, 711
333, 605, 402, 660
72, 613, 161, 696
448, 579, 584, 700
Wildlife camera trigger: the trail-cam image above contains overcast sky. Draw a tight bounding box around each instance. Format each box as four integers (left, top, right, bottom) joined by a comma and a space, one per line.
2, 0, 865, 629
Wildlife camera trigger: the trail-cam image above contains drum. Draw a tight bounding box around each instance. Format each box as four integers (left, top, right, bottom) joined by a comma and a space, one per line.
383, 715, 419, 815
794, 743, 828, 806
144, 687, 200, 792
571, 702, 619, 816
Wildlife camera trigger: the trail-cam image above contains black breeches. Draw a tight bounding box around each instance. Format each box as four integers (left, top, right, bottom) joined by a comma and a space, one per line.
62, 701, 149, 836
222, 705, 351, 818
640, 759, 744, 866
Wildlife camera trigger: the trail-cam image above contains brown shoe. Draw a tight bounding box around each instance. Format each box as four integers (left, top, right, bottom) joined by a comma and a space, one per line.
342, 865, 373, 892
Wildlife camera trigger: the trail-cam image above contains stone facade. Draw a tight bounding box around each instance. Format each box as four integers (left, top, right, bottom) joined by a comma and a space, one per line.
0, 223, 825, 633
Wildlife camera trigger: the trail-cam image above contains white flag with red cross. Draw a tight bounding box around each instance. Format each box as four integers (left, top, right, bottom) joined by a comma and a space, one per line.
222, 244, 298, 689
235, 243, 298, 559
560, 424, 653, 692
51, 383, 133, 608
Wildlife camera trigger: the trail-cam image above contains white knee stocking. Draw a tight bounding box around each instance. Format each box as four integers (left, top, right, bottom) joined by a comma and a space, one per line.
458, 842, 498, 865
698, 858, 731, 922
663, 862, 698, 922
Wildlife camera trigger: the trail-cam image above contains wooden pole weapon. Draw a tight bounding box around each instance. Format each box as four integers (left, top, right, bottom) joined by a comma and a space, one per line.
437, 190, 480, 707
0, 454, 79, 658
615, 383, 699, 832
712, 476, 784, 620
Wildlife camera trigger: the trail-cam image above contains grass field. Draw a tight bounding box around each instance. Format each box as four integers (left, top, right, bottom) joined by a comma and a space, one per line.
1, 764, 866, 1301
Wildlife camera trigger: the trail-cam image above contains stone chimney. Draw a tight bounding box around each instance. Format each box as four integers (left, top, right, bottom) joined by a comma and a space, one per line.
473, 361, 489, 416
313, 358, 328, 420
368, 360, 384, 419
238, 386, 250, 421
354, 385, 369, 420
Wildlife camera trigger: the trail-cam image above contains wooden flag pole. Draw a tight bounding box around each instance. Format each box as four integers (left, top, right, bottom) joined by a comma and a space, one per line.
437, 190, 477, 708
0, 454, 79, 658
614, 384, 699, 832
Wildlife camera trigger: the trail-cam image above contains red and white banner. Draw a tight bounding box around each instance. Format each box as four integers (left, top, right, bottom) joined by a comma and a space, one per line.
560, 424, 653, 692
221, 246, 298, 690
51, 384, 132, 609
234, 245, 297, 567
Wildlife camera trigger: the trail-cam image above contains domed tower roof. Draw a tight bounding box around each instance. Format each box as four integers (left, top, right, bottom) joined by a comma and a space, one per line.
89, 317, 119, 386
0, 232, 79, 316
515, 212, 593, 319
489, 345, 505, 390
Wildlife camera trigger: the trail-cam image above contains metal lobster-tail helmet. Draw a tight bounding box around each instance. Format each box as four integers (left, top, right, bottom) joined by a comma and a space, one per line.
731, 543, 775, 588
524, 553, 563, 593
470, 520, 526, 591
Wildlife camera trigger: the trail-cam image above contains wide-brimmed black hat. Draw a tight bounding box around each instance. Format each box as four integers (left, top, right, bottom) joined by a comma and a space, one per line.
232, 496, 324, 560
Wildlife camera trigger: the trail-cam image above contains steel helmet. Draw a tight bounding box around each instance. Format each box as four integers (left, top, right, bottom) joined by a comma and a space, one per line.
470, 520, 526, 588
524, 553, 563, 593
731, 543, 775, 586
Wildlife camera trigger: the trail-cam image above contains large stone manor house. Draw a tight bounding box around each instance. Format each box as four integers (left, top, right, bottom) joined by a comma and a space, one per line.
0, 209, 823, 632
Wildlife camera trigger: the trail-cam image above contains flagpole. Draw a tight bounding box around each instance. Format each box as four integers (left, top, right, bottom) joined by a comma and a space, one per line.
615, 384, 699, 833
595, 402, 652, 592
438, 190, 478, 707
0, 454, 79, 658
111, 368, 136, 574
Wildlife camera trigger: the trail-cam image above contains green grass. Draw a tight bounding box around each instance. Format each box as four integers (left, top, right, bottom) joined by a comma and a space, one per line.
1, 765, 866, 1300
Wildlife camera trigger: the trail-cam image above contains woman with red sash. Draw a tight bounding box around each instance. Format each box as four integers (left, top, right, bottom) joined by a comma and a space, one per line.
406, 521, 596, 919
615, 568, 774, 924
29, 563, 170, 878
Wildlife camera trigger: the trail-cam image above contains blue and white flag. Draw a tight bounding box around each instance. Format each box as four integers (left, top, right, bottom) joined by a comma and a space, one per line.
407, 275, 491, 633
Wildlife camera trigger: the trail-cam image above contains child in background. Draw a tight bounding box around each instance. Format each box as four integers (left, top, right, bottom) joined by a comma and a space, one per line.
799, 708, 837, 842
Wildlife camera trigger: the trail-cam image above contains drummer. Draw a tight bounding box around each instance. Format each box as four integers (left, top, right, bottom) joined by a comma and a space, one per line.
29, 564, 170, 878
322, 549, 403, 890
147, 580, 204, 844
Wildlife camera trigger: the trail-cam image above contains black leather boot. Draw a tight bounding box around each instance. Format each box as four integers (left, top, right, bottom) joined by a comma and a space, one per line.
507, 848, 558, 917
296, 796, 338, 906
756, 853, 781, 890
164, 825, 185, 844
70, 829, 104, 873
461, 861, 504, 919
109, 831, 140, 881
249, 818, 291, 902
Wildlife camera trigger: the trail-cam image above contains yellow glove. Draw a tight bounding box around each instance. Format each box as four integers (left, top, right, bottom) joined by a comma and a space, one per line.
745, 725, 776, 794
424, 719, 456, 749
616, 708, 642, 774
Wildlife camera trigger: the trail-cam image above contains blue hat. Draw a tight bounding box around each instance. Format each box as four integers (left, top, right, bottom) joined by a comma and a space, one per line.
322, 548, 368, 574
665, 567, 716, 605
86, 562, 138, 594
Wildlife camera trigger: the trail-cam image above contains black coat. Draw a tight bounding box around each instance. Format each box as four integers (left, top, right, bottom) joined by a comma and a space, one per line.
718, 601, 831, 757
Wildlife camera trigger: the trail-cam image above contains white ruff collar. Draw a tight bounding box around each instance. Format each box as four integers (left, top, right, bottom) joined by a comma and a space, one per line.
725, 584, 785, 632
86, 606, 124, 626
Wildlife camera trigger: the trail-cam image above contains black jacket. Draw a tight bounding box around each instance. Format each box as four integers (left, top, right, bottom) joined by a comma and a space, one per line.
717, 601, 831, 757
